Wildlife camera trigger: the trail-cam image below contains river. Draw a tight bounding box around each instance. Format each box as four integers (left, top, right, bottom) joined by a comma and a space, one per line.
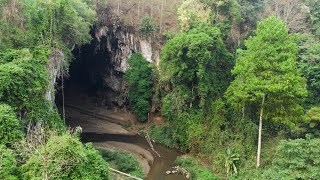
81, 133, 186, 180
61, 94, 186, 179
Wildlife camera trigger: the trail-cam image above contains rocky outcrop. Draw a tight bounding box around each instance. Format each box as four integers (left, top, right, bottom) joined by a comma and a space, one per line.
92, 11, 160, 107
46, 48, 65, 104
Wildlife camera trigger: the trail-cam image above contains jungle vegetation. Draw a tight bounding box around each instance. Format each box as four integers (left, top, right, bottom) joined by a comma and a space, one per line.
1, 0, 320, 179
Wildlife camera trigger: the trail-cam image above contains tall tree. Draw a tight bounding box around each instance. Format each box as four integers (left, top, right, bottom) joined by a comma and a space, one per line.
159, 25, 233, 150
160, 25, 232, 108
125, 53, 153, 122
225, 16, 307, 168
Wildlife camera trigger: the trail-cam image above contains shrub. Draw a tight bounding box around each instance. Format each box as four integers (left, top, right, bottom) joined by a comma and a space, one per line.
149, 124, 176, 148
0, 48, 59, 125
99, 149, 144, 178
262, 137, 320, 179
21, 133, 109, 180
0, 144, 19, 180
0, 104, 23, 145
175, 156, 218, 180
140, 16, 156, 36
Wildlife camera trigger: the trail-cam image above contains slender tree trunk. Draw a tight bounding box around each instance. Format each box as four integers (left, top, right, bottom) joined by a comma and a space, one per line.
137, 1, 140, 19
117, 0, 121, 15
159, 0, 164, 33
256, 94, 265, 168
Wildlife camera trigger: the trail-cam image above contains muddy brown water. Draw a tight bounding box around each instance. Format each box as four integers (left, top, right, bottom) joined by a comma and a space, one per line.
81, 133, 186, 180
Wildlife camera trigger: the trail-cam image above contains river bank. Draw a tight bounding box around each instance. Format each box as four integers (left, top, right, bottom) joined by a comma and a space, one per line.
62, 91, 186, 179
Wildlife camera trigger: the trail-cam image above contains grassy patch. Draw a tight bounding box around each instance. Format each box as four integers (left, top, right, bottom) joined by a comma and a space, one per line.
99, 148, 144, 178
175, 156, 219, 180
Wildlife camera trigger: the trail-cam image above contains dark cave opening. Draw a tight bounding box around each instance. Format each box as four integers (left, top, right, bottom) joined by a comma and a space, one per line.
55, 35, 127, 111
66, 40, 108, 97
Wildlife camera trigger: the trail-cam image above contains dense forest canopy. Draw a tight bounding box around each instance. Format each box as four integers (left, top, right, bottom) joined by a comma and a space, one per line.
0, 0, 320, 179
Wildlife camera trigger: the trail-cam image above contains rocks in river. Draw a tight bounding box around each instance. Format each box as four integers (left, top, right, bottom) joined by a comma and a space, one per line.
165, 166, 190, 179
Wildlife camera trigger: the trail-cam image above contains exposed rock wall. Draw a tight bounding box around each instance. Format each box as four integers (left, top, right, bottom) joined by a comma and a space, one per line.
92, 13, 160, 107
46, 48, 65, 104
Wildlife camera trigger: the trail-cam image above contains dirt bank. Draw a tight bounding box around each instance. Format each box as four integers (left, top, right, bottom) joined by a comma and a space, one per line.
65, 105, 154, 176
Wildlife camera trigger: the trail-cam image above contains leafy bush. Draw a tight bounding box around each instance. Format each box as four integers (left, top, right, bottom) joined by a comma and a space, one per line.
140, 16, 156, 36
0, 144, 19, 180
177, 0, 211, 31
149, 124, 176, 148
262, 137, 320, 179
175, 156, 218, 180
21, 133, 109, 180
99, 149, 144, 178
230, 168, 263, 180
24, 0, 96, 48
0, 104, 23, 145
298, 35, 320, 106
159, 25, 233, 152
125, 53, 153, 122
232, 137, 320, 179
0, 49, 50, 120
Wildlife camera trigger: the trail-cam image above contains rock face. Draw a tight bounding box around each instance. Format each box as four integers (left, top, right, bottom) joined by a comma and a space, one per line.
92, 12, 160, 107
46, 48, 65, 104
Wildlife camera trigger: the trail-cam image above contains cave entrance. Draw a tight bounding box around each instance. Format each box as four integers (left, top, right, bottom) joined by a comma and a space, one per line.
55, 36, 126, 115
59, 40, 109, 108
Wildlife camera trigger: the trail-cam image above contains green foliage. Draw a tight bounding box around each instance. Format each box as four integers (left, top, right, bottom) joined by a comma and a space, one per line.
238, 0, 265, 31
21, 133, 109, 180
23, 0, 96, 48
210, 0, 241, 23
298, 35, 320, 105
162, 31, 176, 41
99, 149, 144, 178
125, 53, 153, 122
140, 16, 156, 36
177, 0, 211, 31
305, 0, 320, 38
0, 0, 96, 56
262, 137, 320, 179
149, 124, 176, 148
0, 144, 19, 180
159, 24, 233, 152
305, 106, 320, 122
229, 168, 263, 180
0, 104, 23, 145
0, 0, 96, 127
0, 48, 61, 126
199, 0, 241, 47
224, 148, 240, 177
295, 106, 320, 138
226, 16, 307, 125
160, 25, 232, 108
0, 0, 25, 50
175, 156, 218, 180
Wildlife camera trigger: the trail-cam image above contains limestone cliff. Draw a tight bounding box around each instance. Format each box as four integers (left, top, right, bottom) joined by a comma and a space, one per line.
90, 10, 160, 107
